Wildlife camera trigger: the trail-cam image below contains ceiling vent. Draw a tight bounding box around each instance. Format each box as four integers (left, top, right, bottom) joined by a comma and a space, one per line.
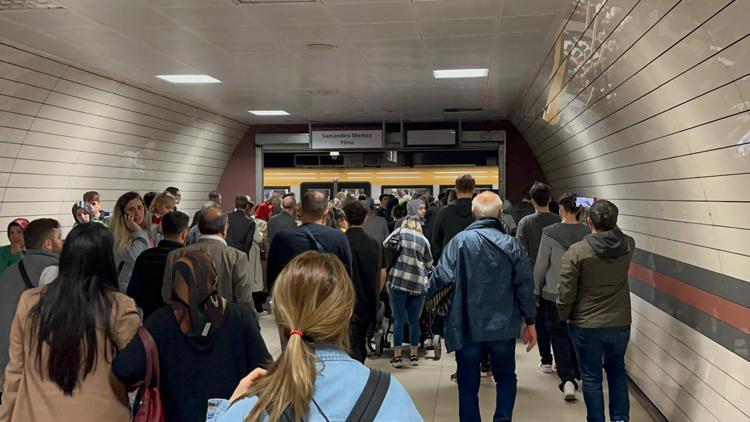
443, 108, 483, 113
234, 0, 316, 3
0, 0, 63, 10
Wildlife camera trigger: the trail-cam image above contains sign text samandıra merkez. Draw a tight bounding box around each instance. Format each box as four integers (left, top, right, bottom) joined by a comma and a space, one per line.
311, 129, 383, 149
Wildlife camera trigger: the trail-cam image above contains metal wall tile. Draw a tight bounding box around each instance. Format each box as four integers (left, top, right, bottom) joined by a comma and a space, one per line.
631, 296, 750, 388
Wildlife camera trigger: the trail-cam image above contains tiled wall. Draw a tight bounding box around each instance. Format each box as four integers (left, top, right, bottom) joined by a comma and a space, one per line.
0, 40, 248, 245
513, 1, 750, 421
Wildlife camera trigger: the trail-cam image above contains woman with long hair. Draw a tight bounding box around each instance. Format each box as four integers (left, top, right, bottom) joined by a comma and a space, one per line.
110, 191, 153, 292
206, 251, 421, 422
112, 250, 271, 422
0, 223, 140, 422
383, 216, 433, 368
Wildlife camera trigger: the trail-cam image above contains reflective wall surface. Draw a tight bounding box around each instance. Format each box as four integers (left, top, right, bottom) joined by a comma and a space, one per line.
513, 1, 750, 421
0, 40, 247, 242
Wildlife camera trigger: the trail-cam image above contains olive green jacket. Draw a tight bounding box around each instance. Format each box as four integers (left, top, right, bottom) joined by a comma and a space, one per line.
556, 229, 635, 328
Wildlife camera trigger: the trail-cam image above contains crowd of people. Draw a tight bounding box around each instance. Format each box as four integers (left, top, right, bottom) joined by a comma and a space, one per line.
0, 175, 635, 422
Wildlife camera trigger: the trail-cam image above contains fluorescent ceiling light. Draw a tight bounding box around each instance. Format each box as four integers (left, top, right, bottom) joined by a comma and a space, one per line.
249, 110, 290, 116
156, 74, 221, 84
433, 68, 489, 79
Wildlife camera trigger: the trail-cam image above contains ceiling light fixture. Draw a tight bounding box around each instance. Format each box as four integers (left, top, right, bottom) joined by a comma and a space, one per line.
249, 110, 290, 116
156, 74, 221, 84
433, 68, 489, 79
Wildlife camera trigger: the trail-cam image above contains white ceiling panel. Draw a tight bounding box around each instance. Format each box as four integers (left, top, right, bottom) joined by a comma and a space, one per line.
413, 0, 500, 20
154, 5, 254, 26
327, 1, 413, 24
423, 34, 493, 50
501, 0, 566, 17
343, 22, 420, 41
190, 25, 273, 43
0, 8, 93, 27
71, 6, 175, 27
265, 24, 346, 42
241, 3, 334, 25
418, 18, 497, 37
498, 14, 556, 32
0, 0, 569, 122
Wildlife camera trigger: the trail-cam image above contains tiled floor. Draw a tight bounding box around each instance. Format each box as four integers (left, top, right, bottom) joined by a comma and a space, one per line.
258, 314, 654, 421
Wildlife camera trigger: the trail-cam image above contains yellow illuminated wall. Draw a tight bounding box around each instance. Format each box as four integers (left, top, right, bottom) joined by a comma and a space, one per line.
264, 166, 499, 186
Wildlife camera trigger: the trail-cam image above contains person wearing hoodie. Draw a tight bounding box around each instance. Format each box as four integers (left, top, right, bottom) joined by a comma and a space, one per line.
533, 193, 590, 402
557, 199, 635, 422
0, 218, 63, 400
393, 197, 426, 229
112, 250, 271, 422
431, 175, 476, 262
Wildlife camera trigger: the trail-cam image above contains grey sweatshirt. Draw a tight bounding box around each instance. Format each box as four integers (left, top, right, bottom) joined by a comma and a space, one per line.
533, 222, 591, 301
0, 250, 59, 390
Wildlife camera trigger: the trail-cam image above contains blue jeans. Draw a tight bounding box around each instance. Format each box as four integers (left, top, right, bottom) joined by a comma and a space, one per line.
455, 340, 516, 422
388, 287, 424, 347
568, 325, 631, 422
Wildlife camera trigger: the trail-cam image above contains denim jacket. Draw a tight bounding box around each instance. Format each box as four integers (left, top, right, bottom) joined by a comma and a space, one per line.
206, 347, 423, 422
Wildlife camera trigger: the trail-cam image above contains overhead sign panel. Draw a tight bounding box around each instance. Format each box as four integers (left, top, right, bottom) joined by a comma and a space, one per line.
406, 129, 456, 146
311, 129, 383, 149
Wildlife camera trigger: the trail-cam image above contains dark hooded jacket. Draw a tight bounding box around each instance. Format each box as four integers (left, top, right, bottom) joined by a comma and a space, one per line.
533, 222, 591, 301
431, 198, 474, 261
112, 302, 271, 422
428, 218, 536, 353
557, 229, 635, 328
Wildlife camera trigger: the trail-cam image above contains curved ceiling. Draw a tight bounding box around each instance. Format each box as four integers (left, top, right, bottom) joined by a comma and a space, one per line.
0, 0, 570, 123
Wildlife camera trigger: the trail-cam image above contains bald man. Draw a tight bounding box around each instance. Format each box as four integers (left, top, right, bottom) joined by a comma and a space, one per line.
268, 194, 297, 245
428, 191, 537, 421
161, 207, 255, 310
266, 190, 352, 292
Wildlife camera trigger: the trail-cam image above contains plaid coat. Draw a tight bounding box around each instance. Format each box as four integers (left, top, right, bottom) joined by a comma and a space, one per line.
384, 228, 433, 295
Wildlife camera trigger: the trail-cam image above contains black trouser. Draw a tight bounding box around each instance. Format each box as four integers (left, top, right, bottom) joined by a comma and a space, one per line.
536, 303, 553, 365
542, 298, 580, 389
350, 321, 371, 363
252, 292, 268, 313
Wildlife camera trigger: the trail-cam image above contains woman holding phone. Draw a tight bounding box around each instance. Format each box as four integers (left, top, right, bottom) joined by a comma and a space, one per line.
111, 191, 154, 293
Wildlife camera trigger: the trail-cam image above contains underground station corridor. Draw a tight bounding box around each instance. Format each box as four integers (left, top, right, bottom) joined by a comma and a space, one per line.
0, 0, 747, 421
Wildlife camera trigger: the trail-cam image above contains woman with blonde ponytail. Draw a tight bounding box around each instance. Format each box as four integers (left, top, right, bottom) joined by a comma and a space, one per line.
207, 251, 422, 422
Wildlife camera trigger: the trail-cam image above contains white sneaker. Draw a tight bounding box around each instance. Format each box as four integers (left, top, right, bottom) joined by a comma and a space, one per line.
563, 381, 577, 401
538, 363, 555, 374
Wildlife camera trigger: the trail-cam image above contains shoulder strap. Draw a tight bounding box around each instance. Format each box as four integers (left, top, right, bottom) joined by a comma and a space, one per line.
299, 225, 325, 253
137, 327, 160, 387
18, 260, 34, 289
346, 369, 391, 422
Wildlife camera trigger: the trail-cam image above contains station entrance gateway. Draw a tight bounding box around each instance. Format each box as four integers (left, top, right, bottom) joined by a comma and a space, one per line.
255, 123, 506, 202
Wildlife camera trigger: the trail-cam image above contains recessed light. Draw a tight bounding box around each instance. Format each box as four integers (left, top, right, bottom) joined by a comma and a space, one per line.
433, 68, 489, 79
156, 75, 221, 84
249, 110, 290, 116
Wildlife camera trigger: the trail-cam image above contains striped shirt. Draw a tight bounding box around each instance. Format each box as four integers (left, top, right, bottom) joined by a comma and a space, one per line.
384, 228, 433, 295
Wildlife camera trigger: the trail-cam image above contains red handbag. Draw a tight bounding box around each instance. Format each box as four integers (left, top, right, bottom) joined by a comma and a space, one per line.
134, 327, 166, 422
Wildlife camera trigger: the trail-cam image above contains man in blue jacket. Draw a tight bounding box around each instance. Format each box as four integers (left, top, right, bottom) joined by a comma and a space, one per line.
429, 191, 537, 422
